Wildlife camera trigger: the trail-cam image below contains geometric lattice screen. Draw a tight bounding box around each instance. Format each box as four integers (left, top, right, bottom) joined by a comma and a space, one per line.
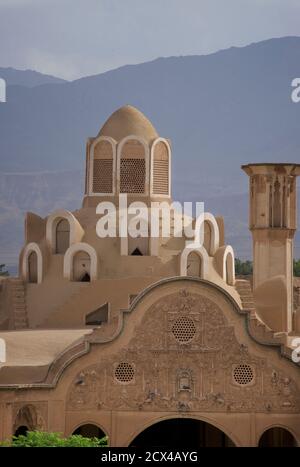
153, 141, 169, 195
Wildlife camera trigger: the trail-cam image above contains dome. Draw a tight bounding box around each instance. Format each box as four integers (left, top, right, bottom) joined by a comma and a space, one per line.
98, 105, 158, 142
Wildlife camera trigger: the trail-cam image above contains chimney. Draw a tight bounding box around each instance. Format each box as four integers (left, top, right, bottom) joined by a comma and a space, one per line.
242, 163, 300, 333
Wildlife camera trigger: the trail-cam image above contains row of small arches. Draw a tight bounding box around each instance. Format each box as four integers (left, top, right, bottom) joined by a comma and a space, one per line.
13, 415, 299, 447
23, 242, 235, 286
22, 210, 235, 285
88, 136, 170, 196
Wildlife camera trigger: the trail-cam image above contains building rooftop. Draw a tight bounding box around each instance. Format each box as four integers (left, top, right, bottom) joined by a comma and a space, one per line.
98, 105, 158, 142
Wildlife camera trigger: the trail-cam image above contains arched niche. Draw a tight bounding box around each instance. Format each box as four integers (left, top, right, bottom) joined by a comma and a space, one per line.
22, 243, 43, 284
194, 213, 219, 256
214, 245, 235, 286
187, 251, 202, 277
13, 404, 44, 436
64, 242, 98, 282
55, 219, 70, 254
180, 246, 209, 278
151, 138, 171, 196
72, 423, 107, 441
258, 426, 298, 447
91, 138, 115, 194
117, 136, 149, 195
46, 210, 84, 254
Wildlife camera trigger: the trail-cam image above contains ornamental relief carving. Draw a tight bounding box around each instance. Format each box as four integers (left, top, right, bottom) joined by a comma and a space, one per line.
67, 289, 300, 413
12, 402, 47, 432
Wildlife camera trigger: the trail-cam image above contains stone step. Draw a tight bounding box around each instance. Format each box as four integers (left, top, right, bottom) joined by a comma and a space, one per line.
241, 305, 255, 310
14, 297, 25, 304
241, 300, 255, 307
13, 307, 26, 313
14, 319, 27, 327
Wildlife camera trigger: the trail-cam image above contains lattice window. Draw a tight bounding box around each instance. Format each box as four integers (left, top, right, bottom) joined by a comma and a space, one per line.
114, 362, 135, 383
233, 364, 254, 386
92, 140, 113, 193
153, 142, 169, 195
120, 140, 146, 194
172, 316, 196, 343
93, 159, 113, 193
120, 158, 145, 193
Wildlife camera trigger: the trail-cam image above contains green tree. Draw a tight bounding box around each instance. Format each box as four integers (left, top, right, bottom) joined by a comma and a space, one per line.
1, 431, 108, 447
294, 259, 300, 277
235, 258, 253, 275
0, 264, 9, 277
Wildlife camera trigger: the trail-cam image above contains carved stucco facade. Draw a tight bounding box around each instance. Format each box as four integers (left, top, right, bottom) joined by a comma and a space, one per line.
0, 107, 299, 447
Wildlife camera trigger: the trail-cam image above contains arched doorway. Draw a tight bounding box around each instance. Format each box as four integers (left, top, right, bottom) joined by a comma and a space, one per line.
72, 424, 106, 440
259, 427, 298, 447
14, 425, 28, 437
73, 251, 91, 282
187, 252, 202, 277
129, 418, 235, 447
55, 219, 70, 254
28, 251, 38, 283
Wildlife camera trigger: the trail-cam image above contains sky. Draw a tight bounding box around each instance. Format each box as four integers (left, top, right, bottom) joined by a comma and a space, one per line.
0, 0, 300, 80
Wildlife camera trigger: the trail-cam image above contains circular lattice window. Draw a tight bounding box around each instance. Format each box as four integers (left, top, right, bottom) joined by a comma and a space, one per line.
114, 362, 135, 383
233, 364, 254, 386
172, 316, 196, 343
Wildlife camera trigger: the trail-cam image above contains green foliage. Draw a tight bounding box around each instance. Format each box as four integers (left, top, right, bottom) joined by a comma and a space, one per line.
1, 431, 108, 447
294, 259, 300, 277
0, 264, 9, 277
235, 258, 300, 277
235, 258, 253, 275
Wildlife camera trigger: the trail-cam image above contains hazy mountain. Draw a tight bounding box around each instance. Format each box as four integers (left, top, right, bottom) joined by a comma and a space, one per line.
0, 67, 66, 87
0, 37, 300, 269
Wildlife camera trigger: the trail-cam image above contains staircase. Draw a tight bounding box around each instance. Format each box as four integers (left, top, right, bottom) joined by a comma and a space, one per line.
235, 279, 255, 312
10, 279, 28, 329
235, 279, 284, 346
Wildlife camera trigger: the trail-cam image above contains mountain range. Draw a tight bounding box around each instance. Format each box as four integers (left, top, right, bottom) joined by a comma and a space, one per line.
0, 36, 299, 271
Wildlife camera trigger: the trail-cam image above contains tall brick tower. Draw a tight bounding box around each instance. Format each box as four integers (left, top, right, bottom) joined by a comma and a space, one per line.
242, 163, 300, 332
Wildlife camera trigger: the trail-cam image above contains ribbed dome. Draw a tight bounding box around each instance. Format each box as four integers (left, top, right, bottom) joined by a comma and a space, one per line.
98, 105, 158, 142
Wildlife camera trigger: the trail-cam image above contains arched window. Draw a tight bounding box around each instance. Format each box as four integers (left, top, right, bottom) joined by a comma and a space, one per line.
73, 251, 91, 282
187, 251, 201, 277
93, 140, 113, 193
120, 140, 146, 193
28, 251, 38, 283
152, 141, 169, 195
13, 404, 43, 436
14, 426, 28, 437
203, 221, 212, 253
225, 252, 234, 285
55, 219, 70, 254
72, 424, 106, 440
259, 427, 298, 447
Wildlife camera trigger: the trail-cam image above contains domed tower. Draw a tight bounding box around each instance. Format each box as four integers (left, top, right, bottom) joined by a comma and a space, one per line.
83, 105, 171, 207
